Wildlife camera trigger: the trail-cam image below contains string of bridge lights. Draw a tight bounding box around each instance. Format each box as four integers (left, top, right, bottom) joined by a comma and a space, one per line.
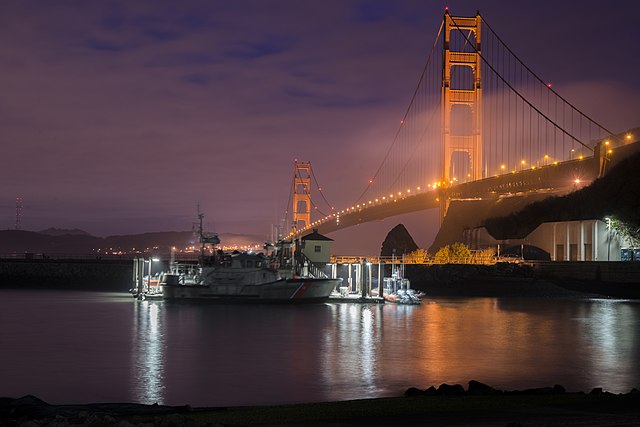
289, 133, 631, 239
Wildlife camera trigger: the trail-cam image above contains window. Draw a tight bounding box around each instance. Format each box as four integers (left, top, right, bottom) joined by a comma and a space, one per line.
314, 245, 321, 253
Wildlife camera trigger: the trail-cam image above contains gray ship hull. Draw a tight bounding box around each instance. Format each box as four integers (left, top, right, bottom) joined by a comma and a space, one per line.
162, 278, 340, 303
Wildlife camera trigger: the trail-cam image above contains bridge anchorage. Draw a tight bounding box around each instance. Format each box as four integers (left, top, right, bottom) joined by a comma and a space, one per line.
284, 9, 638, 245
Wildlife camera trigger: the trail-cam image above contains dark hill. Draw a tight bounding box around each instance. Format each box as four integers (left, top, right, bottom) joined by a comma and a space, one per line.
381, 224, 418, 256
0, 230, 103, 254
484, 150, 640, 240
0, 230, 264, 255
38, 228, 92, 237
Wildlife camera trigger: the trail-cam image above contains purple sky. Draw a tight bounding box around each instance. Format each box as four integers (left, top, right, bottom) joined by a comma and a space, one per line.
2, 0, 640, 253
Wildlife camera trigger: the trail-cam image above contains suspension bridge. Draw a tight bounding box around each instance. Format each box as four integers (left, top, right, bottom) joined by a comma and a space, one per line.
283, 9, 639, 247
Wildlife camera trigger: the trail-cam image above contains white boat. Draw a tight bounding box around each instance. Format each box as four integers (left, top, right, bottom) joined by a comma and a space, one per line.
161, 252, 340, 302
137, 212, 341, 303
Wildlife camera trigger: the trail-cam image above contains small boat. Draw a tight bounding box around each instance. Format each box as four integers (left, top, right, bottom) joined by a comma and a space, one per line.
384, 288, 422, 304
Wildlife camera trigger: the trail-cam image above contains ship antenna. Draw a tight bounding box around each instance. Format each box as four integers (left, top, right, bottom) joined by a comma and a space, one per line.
197, 204, 205, 263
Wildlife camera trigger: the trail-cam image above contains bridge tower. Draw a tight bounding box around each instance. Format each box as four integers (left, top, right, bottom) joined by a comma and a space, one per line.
441, 11, 482, 219
292, 161, 311, 232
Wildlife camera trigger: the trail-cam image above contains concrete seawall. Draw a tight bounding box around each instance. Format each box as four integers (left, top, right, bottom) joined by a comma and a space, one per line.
406, 262, 640, 299
0, 259, 135, 291
530, 261, 640, 298
2, 259, 638, 298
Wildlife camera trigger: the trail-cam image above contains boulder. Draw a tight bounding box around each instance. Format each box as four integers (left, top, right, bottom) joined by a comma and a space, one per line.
467, 380, 501, 395
437, 383, 466, 396
404, 387, 426, 397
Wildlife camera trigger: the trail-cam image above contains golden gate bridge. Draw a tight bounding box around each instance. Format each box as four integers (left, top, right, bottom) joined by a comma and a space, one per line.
283, 9, 639, 244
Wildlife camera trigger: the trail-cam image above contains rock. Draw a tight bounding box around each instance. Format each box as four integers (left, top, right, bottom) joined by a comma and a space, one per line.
12, 395, 49, 407
437, 383, 466, 396
521, 387, 555, 395
552, 384, 566, 394
629, 388, 639, 395
380, 224, 418, 257
404, 387, 426, 397
424, 386, 438, 396
590, 387, 604, 395
467, 380, 501, 395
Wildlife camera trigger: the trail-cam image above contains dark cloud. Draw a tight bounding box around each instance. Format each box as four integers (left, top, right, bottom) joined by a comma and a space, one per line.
223, 36, 293, 60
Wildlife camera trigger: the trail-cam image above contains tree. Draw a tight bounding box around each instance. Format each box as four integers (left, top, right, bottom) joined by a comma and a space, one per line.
433, 242, 472, 264
433, 245, 450, 264
609, 216, 640, 247
405, 248, 429, 263
449, 242, 472, 262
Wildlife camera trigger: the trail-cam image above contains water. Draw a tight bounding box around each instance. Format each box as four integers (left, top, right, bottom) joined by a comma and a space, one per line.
1, 289, 639, 407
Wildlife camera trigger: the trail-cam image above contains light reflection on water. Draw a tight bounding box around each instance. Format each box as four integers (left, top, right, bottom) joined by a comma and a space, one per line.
0, 290, 638, 407
131, 301, 165, 404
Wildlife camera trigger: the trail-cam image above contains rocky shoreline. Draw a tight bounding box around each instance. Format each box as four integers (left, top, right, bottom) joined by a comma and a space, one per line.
3, 381, 640, 426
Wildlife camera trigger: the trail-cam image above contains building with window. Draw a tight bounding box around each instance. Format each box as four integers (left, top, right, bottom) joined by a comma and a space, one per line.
300, 229, 333, 264
466, 219, 634, 261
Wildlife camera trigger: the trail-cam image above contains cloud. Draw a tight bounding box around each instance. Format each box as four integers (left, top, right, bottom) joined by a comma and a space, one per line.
1, 0, 639, 252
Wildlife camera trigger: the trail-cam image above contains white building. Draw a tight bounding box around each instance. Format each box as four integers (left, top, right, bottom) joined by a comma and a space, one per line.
300, 229, 334, 264
466, 219, 633, 261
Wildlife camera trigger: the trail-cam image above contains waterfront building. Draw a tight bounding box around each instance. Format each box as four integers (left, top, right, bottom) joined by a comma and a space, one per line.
465, 219, 636, 261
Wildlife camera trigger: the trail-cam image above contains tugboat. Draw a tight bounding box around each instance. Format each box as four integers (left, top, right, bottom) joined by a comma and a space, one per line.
156, 213, 341, 303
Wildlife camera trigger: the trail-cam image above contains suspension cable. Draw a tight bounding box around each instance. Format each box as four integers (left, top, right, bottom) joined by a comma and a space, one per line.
352, 20, 444, 206
448, 12, 594, 152
309, 165, 334, 212
481, 16, 617, 140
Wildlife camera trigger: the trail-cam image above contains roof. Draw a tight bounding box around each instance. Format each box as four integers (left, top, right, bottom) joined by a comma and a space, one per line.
301, 229, 333, 241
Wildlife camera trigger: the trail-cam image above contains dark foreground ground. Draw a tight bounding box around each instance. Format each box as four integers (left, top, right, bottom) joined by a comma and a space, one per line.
3, 386, 640, 426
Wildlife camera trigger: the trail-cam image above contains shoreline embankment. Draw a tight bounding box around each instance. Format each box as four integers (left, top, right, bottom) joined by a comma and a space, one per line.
406, 261, 640, 299
1, 258, 639, 299
2, 382, 639, 426
0, 258, 135, 291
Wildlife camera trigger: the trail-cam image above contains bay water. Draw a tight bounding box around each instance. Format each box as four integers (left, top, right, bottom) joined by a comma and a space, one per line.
1, 289, 638, 407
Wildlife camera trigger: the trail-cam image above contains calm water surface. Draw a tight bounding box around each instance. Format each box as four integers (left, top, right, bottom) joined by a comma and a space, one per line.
1, 289, 639, 406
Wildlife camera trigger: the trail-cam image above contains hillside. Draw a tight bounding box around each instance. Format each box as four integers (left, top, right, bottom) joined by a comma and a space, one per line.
0, 230, 265, 255
484, 150, 640, 240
